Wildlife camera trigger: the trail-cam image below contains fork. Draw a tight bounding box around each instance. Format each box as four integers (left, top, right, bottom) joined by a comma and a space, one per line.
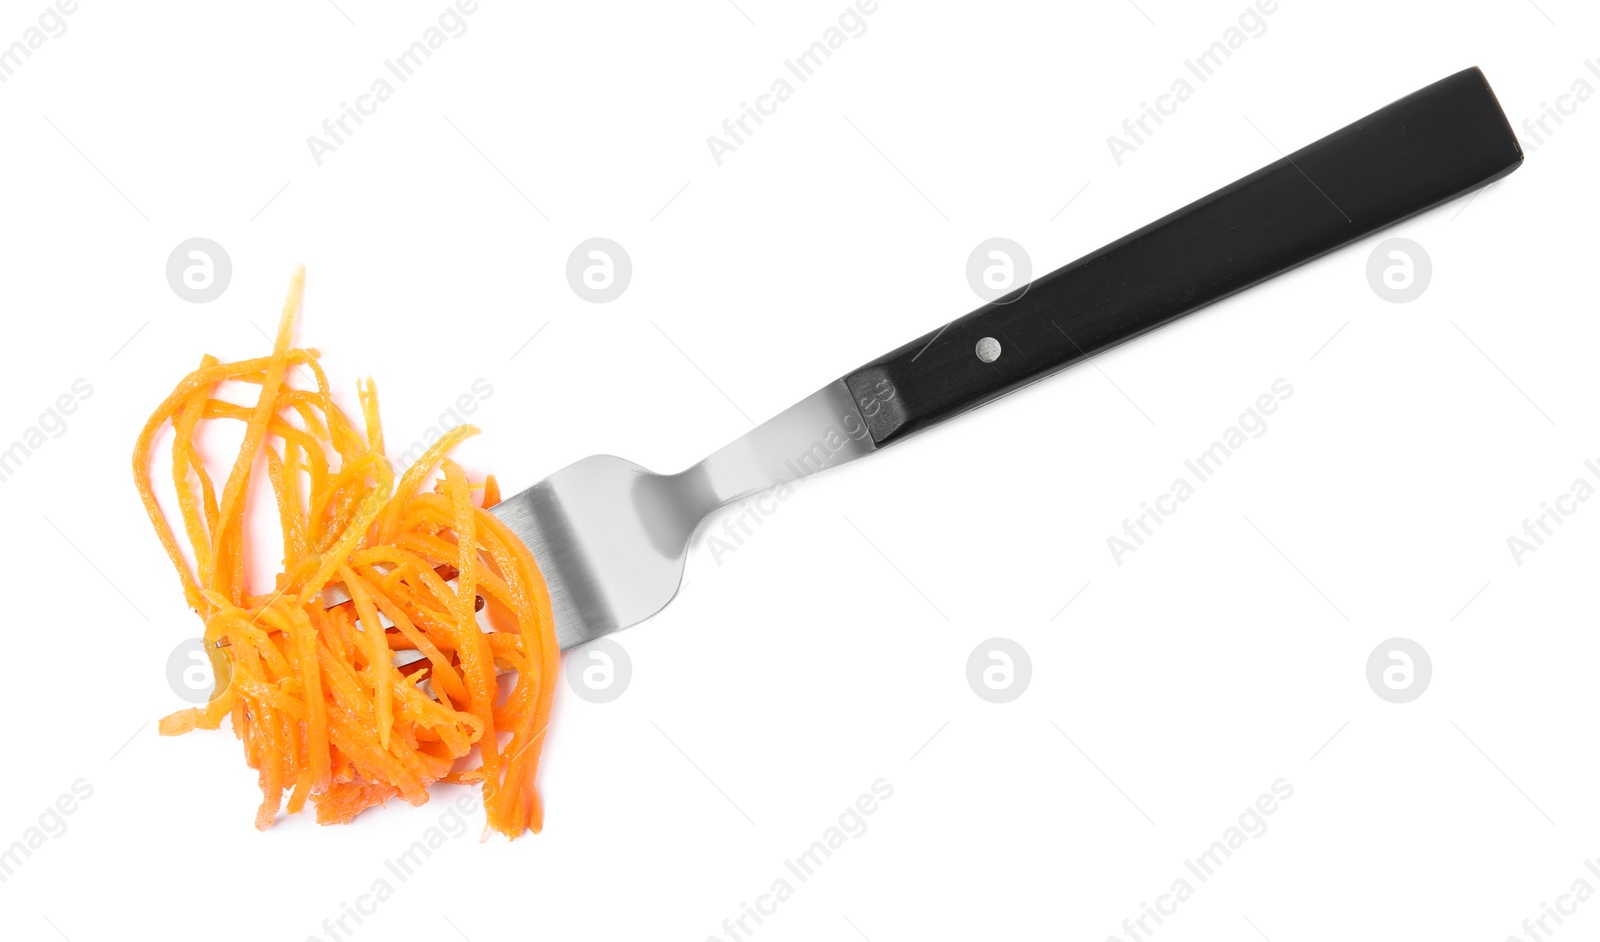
345, 67, 1523, 651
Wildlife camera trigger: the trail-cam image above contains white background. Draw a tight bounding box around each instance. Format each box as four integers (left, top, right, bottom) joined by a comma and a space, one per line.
1, 0, 1596, 939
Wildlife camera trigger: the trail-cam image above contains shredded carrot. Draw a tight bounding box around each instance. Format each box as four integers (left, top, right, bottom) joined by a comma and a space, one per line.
135, 266, 558, 837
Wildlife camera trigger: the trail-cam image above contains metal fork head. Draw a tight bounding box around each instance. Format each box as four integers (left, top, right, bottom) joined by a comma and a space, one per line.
490, 454, 705, 651
492, 381, 876, 650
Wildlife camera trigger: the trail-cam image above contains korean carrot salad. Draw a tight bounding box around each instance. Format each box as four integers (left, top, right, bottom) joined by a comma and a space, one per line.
133, 267, 558, 837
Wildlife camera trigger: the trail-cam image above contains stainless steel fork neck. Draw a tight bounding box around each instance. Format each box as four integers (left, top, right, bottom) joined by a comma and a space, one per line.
675, 380, 878, 520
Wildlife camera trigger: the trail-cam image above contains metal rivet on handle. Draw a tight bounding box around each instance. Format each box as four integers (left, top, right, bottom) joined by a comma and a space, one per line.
975, 337, 1002, 363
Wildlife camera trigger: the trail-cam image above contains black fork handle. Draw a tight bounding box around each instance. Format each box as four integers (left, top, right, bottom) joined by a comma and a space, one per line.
842, 67, 1524, 446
